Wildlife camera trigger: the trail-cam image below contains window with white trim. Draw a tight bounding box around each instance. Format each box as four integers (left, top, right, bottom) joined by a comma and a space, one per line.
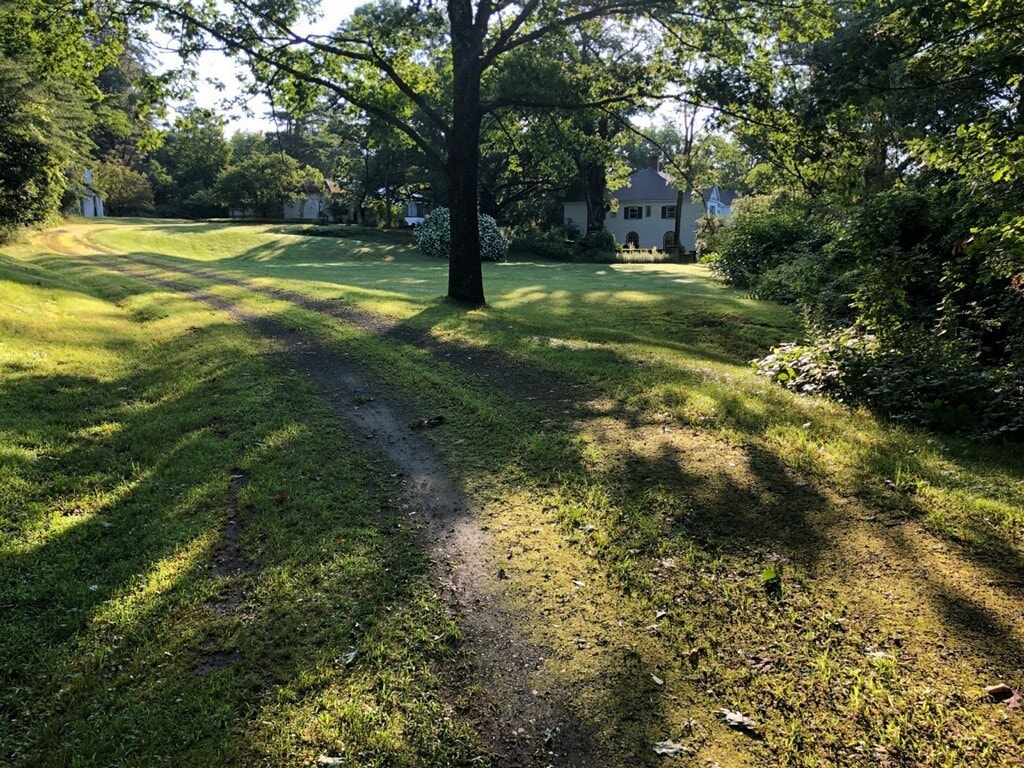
623, 206, 642, 220
661, 205, 677, 219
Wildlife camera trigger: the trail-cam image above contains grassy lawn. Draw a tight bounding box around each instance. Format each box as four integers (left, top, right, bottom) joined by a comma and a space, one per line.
0, 235, 480, 767
4, 219, 1023, 767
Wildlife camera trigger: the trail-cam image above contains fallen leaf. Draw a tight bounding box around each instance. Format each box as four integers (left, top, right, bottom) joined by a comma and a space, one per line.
686, 647, 702, 666
572, 579, 586, 587
409, 415, 445, 429
651, 674, 664, 686
655, 609, 669, 620
317, 757, 345, 766
716, 708, 760, 737
652, 739, 688, 756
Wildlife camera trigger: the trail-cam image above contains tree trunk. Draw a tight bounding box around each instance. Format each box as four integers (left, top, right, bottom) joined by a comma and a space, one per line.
445, 0, 485, 306
583, 161, 607, 236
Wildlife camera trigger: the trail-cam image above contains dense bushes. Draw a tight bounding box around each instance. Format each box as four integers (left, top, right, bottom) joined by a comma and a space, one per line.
417, 207, 508, 261
704, 195, 833, 292
713, 189, 1024, 439
508, 227, 576, 261
508, 226, 617, 262
756, 329, 1024, 438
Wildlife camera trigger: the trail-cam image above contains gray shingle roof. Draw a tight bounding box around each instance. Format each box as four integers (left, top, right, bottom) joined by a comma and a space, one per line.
609, 167, 677, 202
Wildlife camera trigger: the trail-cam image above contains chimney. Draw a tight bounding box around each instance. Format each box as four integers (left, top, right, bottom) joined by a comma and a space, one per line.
648, 155, 660, 172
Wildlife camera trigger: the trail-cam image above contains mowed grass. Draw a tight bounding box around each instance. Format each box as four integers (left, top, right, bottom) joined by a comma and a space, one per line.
0, 242, 482, 766
10, 220, 1024, 767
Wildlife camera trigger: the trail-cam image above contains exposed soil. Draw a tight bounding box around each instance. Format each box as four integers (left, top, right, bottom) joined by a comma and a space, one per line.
86, 253, 610, 766
50, 229, 1024, 766
205, 469, 255, 620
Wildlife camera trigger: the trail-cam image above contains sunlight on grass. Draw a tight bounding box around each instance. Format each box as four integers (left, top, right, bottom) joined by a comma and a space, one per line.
1, 236, 484, 768
11, 219, 1021, 767
89, 533, 213, 631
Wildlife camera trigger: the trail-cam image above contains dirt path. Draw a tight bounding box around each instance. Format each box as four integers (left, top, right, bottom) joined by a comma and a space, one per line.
77, 251, 610, 767
44, 228, 1024, 766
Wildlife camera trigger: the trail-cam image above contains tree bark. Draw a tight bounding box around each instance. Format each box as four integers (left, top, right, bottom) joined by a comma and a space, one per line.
445, 0, 486, 306
673, 187, 684, 259
583, 161, 607, 236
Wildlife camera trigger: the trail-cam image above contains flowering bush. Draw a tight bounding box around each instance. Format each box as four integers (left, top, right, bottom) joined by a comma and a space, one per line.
416, 207, 508, 262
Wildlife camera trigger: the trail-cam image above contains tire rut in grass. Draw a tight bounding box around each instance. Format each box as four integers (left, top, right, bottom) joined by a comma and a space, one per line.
206, 468, 255, 615
99, 259, 606, 767
198, 468, 253, 676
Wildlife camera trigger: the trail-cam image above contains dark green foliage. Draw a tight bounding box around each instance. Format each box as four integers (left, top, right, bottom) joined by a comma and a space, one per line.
509, 228, 576, 261
509, 227, 618, 263
0, 57, 92, 239
688, 0, 1024, 438
579, 229, 617, 259
151, 109, 232, 210
704, 196, 833, 293
724, 186, 1024, 438
214, 152, 315, 219
756, 330, 1024, 439
96, 159, 154, 216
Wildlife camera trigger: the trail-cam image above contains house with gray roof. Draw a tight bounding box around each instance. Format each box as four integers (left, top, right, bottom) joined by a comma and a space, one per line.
564, 156, 736, 253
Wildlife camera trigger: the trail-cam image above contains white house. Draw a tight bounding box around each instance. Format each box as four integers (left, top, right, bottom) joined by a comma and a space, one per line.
403, 194, 432, 226
564, 156, 736, 253
80, 170, 104, 218
283, 179, 339, 222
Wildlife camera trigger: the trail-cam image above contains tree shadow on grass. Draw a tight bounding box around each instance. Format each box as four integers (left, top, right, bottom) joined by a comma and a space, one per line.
0, 270, 479, 767
34, 242, 1024, 763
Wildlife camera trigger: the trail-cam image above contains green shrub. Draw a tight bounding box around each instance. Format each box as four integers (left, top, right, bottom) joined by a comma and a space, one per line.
416, 207, 508, 261
710, 195, 833, 289
579, 229, 617, 260
508, 227, 575, 261
755, 327, 1024, 439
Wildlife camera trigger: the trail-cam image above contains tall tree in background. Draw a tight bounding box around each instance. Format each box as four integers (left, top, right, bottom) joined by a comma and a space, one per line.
0, 0, 131, 237
139, 0, 688, 304
214, 150, 318, 218
152, 108, 232, 209
92, 44, 166, 167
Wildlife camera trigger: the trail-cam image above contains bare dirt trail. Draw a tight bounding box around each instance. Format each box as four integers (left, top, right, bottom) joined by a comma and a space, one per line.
76, 250, 612, 767
47, 226, 1024, 766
